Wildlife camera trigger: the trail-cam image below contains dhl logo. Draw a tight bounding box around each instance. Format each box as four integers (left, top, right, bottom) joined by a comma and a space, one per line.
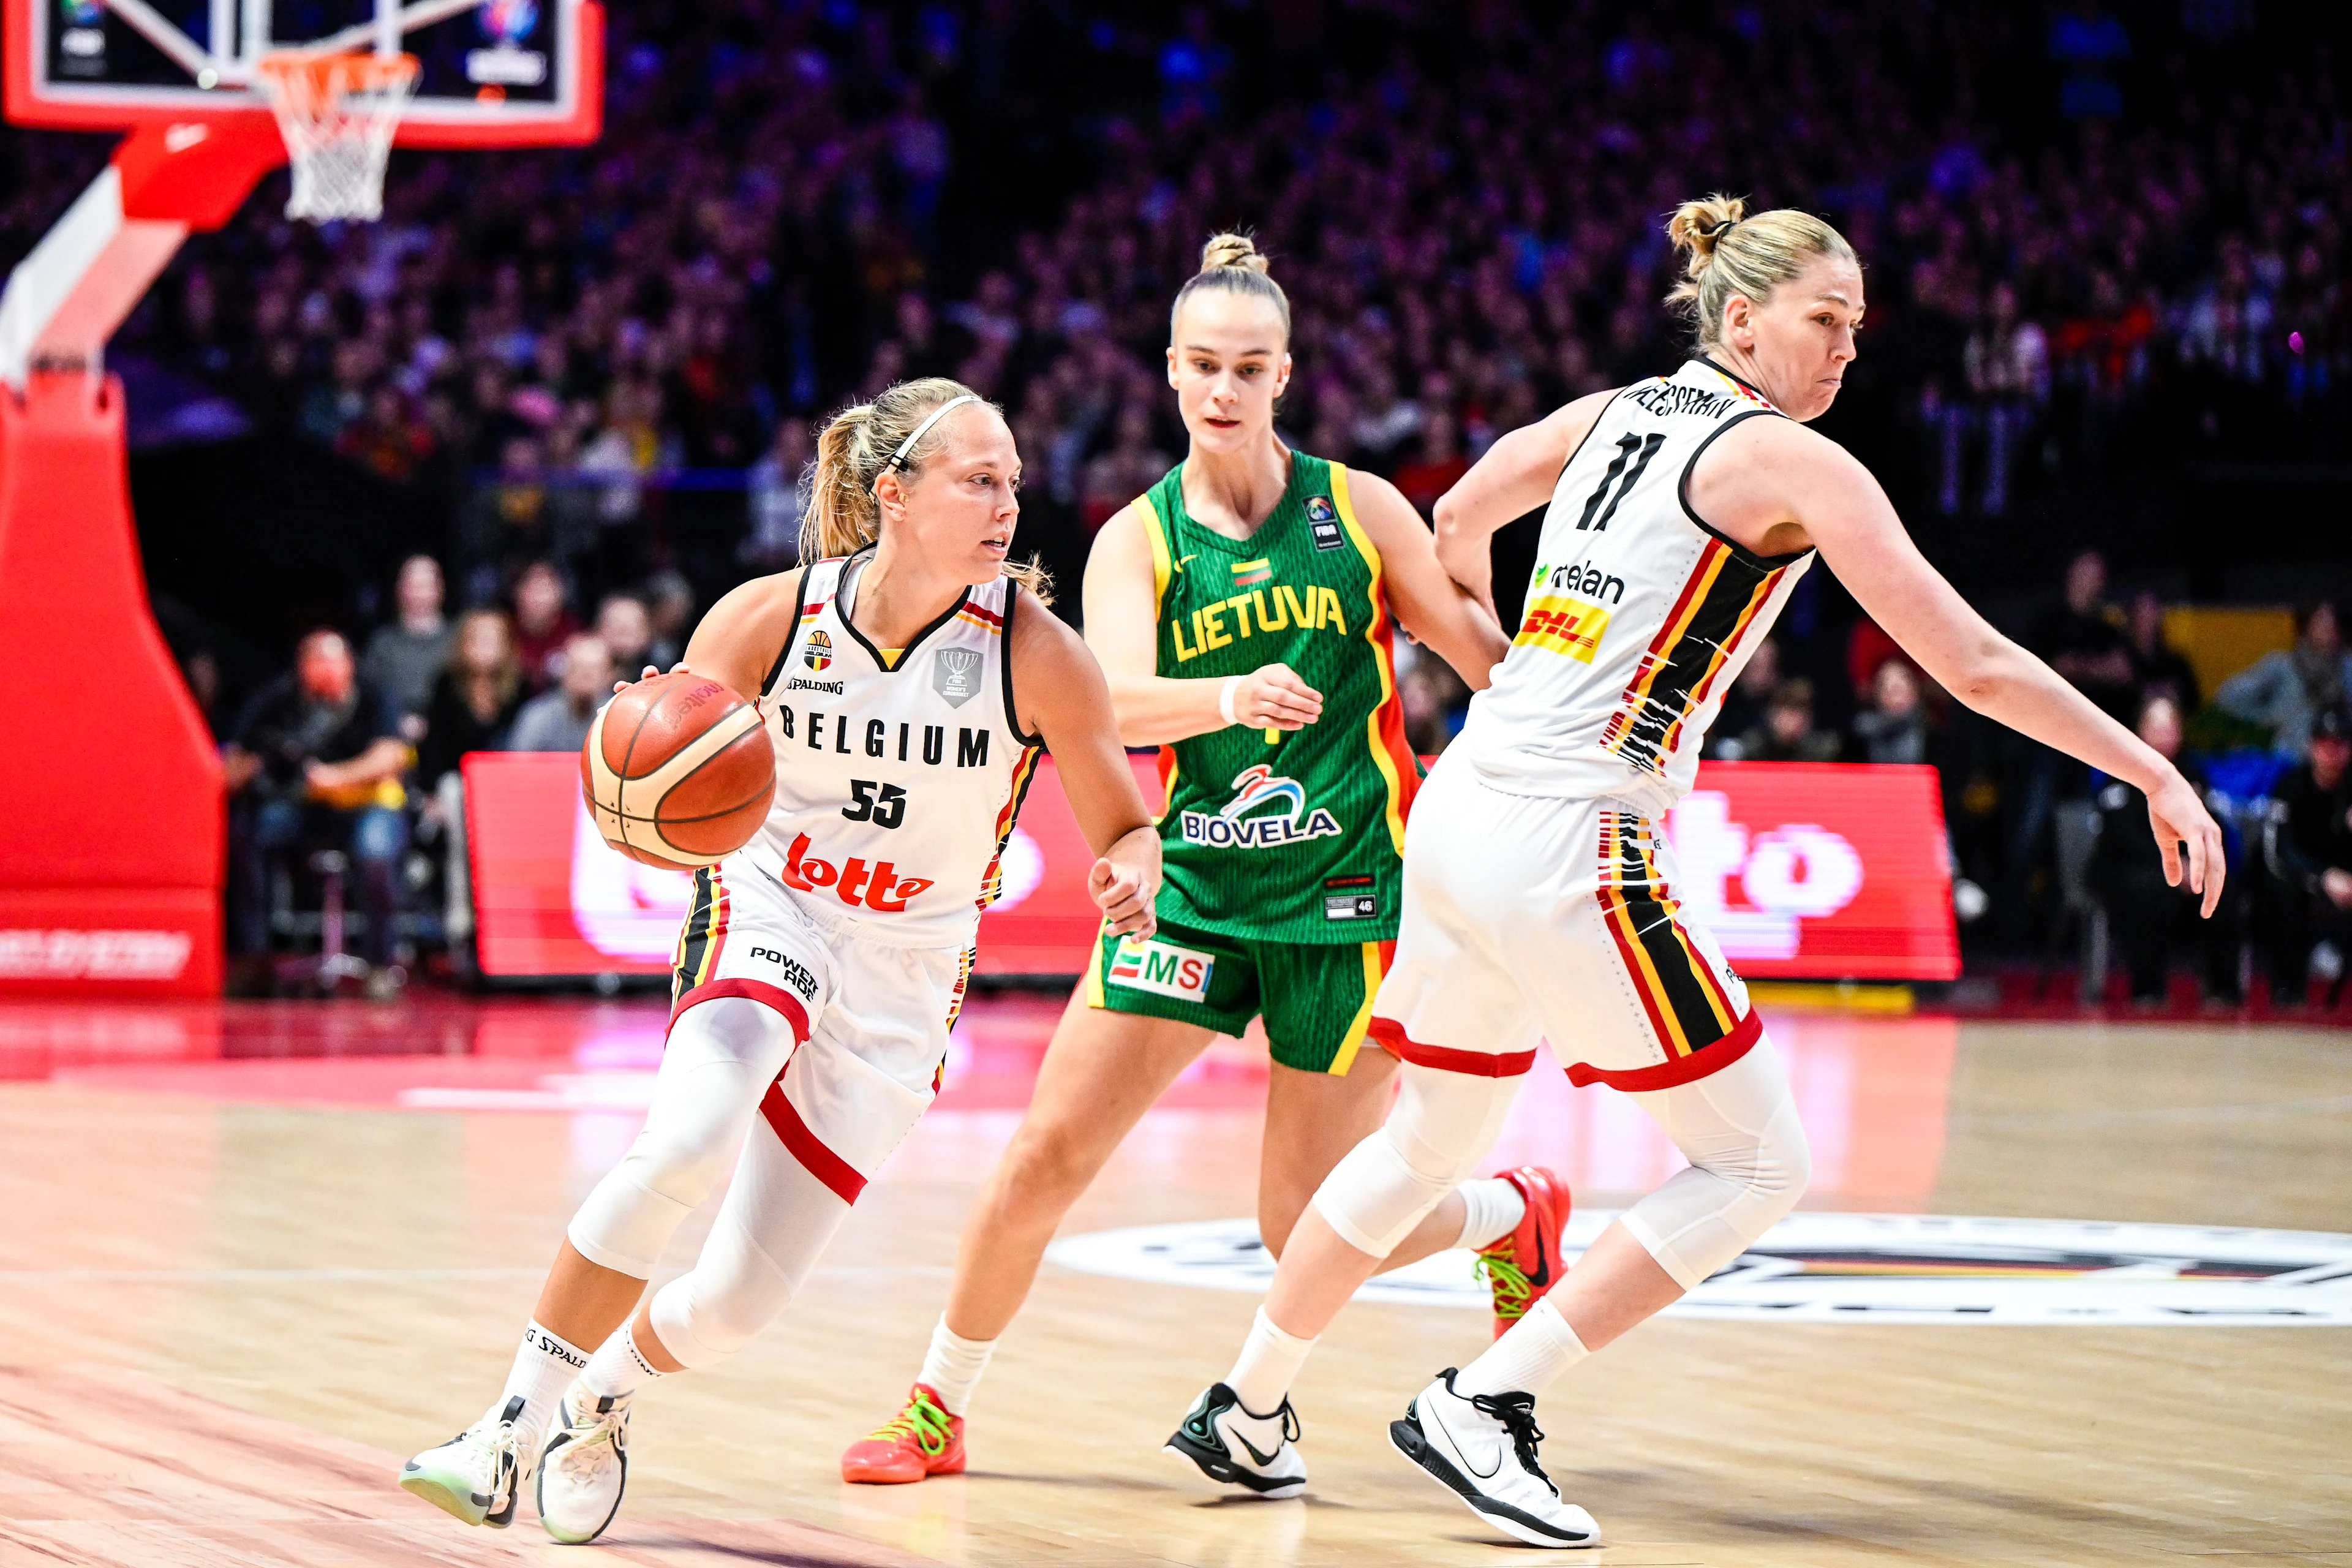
1514, 594, 1612, 663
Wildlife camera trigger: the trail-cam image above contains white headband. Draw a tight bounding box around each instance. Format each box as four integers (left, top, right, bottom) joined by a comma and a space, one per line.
879, 393, 980, 483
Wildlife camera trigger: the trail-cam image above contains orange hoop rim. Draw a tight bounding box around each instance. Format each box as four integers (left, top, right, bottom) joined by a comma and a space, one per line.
254, 48, 421, 99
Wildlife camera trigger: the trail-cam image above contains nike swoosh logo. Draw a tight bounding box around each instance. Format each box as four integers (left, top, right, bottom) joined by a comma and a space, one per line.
1177, 554, 1197, 569
1436, 1408, 1504, 1480
1228, 1424, 1284, 1468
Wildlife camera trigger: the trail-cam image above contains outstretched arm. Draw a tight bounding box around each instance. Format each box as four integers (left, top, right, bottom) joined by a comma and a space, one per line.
660, 567, 807, 701
1430, 390, 1619, 620
1082, 505, 1324, 745
1012, 588, 1160, 937
1343, 470, 1509, 688
1710, 420, 2226, 914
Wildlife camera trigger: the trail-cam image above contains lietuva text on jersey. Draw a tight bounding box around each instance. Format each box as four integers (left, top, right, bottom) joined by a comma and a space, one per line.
741, 552, 1043, 946
1452, 359, 1817, 818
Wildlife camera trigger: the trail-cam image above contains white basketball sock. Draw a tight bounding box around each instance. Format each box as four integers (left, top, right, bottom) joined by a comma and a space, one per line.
1454, 1175, 1528, 1251
916, 1317, 996, 1416
486, 1320, 590, 1458
581, 1320, 667, 1402
1452, 1295, 1588, 1399
1226, 1306, 1316, 1417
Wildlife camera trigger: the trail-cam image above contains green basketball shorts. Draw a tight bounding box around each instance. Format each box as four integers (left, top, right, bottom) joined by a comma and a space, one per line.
1083, 914, 1393, 1075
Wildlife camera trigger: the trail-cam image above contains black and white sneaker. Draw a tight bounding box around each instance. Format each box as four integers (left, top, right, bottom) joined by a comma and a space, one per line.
399, 1395, 530, 1529
1389, 1369, 1599, 1548
1164, 1382, 1308, 1499
537, 1381, 631, 1544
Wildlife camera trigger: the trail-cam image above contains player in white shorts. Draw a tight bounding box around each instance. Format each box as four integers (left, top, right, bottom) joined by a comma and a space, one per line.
399, 377, 1161, 1543
1168, 197, 2227, 1548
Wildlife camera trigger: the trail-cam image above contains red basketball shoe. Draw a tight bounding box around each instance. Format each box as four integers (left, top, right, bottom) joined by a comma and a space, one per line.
1475, 1166, 1574, 1340
840, 1383, 966, 1484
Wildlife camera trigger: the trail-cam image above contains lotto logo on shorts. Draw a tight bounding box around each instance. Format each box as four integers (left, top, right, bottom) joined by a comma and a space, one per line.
1513, 594, 1612, 663
1108, 935, 1213, 1003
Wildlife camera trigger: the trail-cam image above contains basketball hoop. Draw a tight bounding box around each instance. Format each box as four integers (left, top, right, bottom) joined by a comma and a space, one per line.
254, 50, 421, 224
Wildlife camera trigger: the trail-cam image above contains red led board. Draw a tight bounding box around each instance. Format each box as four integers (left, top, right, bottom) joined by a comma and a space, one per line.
464, 753, 1955, 982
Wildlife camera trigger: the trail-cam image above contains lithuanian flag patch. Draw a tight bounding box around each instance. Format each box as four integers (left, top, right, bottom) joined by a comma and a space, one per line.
1231, 558, 1273, 588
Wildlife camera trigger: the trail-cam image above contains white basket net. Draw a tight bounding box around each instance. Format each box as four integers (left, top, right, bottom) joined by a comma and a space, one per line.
254, 50, 421, 224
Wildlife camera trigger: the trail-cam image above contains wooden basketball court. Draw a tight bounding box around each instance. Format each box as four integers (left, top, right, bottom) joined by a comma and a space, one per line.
1, 994, 2346, 1566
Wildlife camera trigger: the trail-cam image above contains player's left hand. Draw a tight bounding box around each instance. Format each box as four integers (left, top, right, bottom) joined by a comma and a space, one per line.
614, 662, 691, 695
2147, 771, 2226, 918
1090, 854, 1155, 939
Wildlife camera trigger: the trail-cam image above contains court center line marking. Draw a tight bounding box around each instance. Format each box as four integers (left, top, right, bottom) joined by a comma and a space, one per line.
0, 1265, 951, 1284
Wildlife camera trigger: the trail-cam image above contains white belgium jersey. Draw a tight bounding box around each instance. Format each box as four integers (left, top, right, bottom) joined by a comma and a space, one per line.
1454, 358, 1815, 816
742, 552, 1043, 948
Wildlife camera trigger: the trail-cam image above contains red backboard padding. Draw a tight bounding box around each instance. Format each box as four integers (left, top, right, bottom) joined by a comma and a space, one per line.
0, 374, 222, 995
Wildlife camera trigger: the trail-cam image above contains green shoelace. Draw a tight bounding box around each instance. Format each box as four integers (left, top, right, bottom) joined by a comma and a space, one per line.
865, 1388, 954, 1456
1477, 1245, 1536, 1321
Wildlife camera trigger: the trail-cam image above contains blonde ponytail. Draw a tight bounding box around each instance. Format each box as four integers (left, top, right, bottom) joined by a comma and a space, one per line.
1664, 194, 1856, 349
798, 375, 1053, 603
1170, 230, 1291, 342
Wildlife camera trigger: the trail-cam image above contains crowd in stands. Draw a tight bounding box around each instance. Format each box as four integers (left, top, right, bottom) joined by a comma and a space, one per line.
8, 0, 2340, 994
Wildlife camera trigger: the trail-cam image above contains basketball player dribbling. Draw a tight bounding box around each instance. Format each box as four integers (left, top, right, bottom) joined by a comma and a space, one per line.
398, 378, 1162, 1544
1169, 197, 2228, 1546
840, 235, 1553, 1494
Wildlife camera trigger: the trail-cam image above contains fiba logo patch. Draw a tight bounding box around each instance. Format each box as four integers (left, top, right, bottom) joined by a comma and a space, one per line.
933, 647, 982, 707
478, 0, 538, 43
1303, 493, 1344, 551
802, 629, 833, 672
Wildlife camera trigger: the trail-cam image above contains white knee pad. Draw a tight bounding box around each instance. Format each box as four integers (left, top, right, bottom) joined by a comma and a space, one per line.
1618, 1034, 1811, 1290
643, 1117, 854, 1368
566, 997, 791, 1278
1310, 1061, 1522, 1257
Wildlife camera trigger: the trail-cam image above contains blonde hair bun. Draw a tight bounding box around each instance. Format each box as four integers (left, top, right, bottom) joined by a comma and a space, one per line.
1198, 232, 1270, 275
1665, 194, 1749, 273
1662, 194, 1856, 350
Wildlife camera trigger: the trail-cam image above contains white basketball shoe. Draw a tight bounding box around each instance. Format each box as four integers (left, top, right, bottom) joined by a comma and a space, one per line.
1164, 1382, 1308, 1499
1389, 1370, 1600, 1548
537, 1381, 633, 1544
398, 1395, 531, 1529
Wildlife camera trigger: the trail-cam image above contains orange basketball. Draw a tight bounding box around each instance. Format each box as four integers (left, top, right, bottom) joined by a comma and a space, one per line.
581, 673, 775, 869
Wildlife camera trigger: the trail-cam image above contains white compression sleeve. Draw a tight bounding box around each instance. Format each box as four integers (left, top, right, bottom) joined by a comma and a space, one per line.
1615, 1035, 1811, 1289
1309, 1061, 1524, 1258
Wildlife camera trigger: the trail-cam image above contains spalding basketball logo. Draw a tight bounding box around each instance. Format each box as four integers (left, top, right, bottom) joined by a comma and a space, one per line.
803, 630, 833, 672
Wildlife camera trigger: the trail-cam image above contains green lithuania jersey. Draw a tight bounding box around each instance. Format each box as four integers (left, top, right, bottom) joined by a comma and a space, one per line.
1125, 451, 1422, 944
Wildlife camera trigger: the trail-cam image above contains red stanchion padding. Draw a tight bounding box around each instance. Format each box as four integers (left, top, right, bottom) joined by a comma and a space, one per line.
110, 116, 288, 228
0, 372, 222, 995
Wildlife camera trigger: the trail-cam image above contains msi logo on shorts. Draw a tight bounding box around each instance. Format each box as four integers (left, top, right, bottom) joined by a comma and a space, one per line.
1109, 934, 1213, 1002
933, 646, 982, 707
803, 629, 833, 671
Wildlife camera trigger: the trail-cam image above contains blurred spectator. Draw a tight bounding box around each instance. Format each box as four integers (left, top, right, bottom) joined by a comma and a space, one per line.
2126, 590, 2199, 716
459, 435, 554, 595
2254, 704, 2352, 1007
508, 635, 614, 753
641, 573, 695, 669
1728, 678, 1843, 763
2092, 695, 2240, 1006
417, 609, 524, 788
2030, 551, 2136, 723
222, 629, 410, 990
1393, 410, 1471, 521
2214, 600, 2352, 758
1080, 404, 1174, 533
361, 555, 454, 728
1395, 638, 1472, 756
1850, 658, 1932, 766
743, 419, 815, 571
1710, 639, 1782, 756
1940, 281, 2048, 516
510, 560, 579, 692
594, 593, 660, 680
